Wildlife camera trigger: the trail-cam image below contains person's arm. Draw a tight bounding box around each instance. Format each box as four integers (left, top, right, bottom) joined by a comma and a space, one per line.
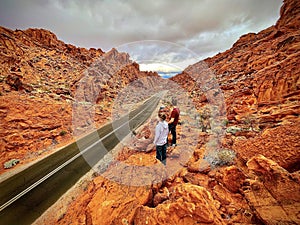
168, 117, 174, 124
153, 125, 160, 145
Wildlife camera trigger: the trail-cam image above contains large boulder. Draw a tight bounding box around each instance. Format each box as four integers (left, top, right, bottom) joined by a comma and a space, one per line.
133, 183, 225, 225
242, 154, 300, 225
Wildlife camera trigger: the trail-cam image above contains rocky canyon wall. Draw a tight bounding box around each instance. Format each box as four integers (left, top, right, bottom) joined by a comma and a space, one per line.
54, 0, 300, 224
0, 26, 160, 173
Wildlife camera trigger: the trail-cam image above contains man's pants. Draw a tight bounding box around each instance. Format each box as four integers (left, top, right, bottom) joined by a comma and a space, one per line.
168, 123, 177, 145
156, 144, 167, 165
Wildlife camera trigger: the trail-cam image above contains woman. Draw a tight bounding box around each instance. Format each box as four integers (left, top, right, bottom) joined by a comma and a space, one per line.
153, 113, 169, 165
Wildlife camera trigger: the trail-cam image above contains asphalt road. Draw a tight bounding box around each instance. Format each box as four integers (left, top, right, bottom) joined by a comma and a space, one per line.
0, 94, 160, 225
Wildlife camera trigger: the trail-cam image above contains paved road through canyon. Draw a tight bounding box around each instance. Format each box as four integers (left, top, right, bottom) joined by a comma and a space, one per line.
0, 93, 161, 225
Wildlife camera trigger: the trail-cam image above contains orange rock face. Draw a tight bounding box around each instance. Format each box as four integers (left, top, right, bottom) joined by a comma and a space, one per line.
2, 0, 300, 224
243, 155, 300, 224
171, 0, 300, 172
0, 93, 73, 165
0, 26, 160, 173
87, 176, 153, 225
233, 123, 300, 172
134, 183, 225, 225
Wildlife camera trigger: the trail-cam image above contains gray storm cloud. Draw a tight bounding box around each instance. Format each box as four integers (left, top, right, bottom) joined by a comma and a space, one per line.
0, 0, 282, 68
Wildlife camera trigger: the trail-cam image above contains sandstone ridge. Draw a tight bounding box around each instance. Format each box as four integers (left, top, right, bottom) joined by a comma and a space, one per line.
51, 0, 300, 224
0, 26, 160, 173
1, 0, 300, 224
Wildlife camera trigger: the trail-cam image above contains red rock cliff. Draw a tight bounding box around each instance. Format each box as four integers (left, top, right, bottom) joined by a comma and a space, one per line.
44, 1, 300, 225
3, 0, 300, 224
0, 26, 160, 173
171, 0, 300, 171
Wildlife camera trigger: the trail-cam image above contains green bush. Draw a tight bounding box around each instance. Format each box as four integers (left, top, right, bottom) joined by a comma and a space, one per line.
59, 130, 67, 136
222, 119, 229, 126
4, 159, 20, 169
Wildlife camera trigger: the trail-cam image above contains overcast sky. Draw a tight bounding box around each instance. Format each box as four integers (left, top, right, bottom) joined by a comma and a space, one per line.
0, 0, 282, 72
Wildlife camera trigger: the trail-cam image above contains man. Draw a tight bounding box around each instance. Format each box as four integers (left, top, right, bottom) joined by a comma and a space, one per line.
168, 99, 180, 146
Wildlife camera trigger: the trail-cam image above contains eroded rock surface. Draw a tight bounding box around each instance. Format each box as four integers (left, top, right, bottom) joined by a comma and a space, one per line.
0, 27, 160, 173
53, 0, 300, 224
2, 0, 300, 224
243, 155, 300, 225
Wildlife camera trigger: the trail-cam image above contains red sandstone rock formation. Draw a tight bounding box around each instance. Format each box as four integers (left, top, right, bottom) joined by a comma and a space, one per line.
0, 26, 160, 173
2, 0, 300, 224
50, 0, 300, 224
171, 0, 300, 171
243, 155, 300, 224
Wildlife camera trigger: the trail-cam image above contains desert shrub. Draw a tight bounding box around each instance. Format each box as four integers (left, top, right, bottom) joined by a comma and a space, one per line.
216, 149, 236, 166
222, 119, 229, 126
59, 130, 67, 136
4, 159, 20, 169
204, 148, 236, 167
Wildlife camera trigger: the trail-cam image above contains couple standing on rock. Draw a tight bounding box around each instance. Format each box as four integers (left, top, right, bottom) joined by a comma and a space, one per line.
153, 99, 180, 165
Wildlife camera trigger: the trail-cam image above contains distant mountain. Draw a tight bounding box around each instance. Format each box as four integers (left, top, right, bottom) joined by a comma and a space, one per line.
157, 71, 181, 79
